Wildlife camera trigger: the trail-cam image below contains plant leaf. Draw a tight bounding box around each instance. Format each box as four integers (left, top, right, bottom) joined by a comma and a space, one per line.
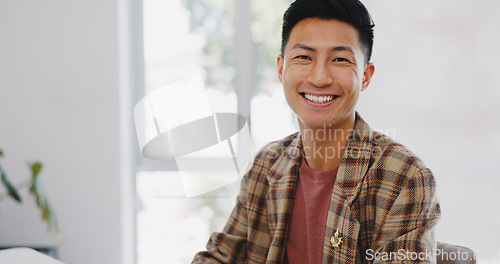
29, 181, 37, 195
30, 162, 43, 180
0, 169, 22, 202
0, 149, 3, 158
29, 178, 61, 238
42, 201, 51, 221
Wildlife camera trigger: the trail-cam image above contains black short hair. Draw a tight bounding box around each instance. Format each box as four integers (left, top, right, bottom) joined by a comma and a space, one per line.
281, 0, 375, 63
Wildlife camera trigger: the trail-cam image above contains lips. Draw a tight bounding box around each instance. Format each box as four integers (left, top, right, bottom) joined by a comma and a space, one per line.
300, 92, 339, 104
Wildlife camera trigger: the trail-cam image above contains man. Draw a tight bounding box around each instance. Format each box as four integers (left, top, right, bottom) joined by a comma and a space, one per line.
193, 0, 440, 263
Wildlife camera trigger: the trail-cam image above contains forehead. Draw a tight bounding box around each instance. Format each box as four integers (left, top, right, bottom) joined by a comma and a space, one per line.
286, 18, 362, 53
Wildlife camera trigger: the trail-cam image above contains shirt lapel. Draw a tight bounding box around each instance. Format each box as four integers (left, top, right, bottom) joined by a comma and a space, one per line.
265, 134, 302, 263
323, 114, 375, 263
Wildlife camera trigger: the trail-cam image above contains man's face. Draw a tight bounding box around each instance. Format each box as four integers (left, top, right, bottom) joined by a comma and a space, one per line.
278, 18, 374, 131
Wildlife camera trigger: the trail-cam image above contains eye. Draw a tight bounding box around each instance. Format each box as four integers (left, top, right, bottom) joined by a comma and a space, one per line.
294, 55, 311, 60
333, 57, 350, 63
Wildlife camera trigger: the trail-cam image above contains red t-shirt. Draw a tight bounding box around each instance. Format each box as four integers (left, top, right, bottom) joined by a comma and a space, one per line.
285, 158, 338, 264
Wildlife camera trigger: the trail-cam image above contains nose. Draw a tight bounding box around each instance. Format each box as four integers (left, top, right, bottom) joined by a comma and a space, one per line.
307, 61, 333, 88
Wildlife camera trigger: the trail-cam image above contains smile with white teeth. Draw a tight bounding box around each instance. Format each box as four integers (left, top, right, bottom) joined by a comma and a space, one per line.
302, 93, 336, 104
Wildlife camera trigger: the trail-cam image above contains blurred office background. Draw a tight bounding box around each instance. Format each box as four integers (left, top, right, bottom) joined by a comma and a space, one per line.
0, 0, 499, 263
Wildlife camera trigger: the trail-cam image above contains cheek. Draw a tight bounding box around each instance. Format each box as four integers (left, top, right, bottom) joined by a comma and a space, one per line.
283, 84, 298, 108
282, 68, 301, 91
281, 76, 294, 101
337, 70, 362, 91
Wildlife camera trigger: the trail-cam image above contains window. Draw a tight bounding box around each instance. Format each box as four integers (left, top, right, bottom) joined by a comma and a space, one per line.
136, 0, 294, 263
136, 0, 500, 263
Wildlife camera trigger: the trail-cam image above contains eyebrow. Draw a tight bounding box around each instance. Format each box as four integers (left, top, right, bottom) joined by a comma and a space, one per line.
291, 43, 355, 54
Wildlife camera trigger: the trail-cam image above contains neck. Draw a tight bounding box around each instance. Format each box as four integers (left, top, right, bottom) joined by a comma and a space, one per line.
299, 116, 355, 171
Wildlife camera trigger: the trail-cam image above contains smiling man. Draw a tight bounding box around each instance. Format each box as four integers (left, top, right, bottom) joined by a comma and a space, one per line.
193, 0, 440, 263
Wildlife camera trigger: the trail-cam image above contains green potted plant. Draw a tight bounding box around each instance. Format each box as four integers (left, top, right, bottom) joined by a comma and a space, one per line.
0, 148, 62, 243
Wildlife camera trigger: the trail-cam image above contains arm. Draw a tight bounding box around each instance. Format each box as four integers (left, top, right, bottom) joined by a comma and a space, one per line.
192, 137, 290, 263
371, 167, 441, 263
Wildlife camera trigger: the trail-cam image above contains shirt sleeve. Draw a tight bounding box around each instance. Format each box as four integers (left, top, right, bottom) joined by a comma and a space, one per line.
371, 166, 441, 264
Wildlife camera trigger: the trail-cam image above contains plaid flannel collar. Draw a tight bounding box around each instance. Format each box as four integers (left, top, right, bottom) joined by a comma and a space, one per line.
266, 113, 375, 189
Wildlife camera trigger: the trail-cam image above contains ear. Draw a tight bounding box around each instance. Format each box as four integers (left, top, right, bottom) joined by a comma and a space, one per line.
277, 54, 284, 83
361, 62, 375, 91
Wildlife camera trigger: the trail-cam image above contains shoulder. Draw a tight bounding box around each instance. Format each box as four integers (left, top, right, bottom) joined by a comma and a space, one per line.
352, 114, 430, 178
362, 132, 438, 219
252, 132, 300, 167
242, 133, 301, 184
369, 131, 433, 181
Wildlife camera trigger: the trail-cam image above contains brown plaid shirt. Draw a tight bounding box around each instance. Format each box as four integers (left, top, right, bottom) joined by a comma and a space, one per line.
193, 114, 441, 263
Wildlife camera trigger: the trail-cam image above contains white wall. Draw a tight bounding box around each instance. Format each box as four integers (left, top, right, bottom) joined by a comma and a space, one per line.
0, 0, 134, 263
360, 0, 500, 258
